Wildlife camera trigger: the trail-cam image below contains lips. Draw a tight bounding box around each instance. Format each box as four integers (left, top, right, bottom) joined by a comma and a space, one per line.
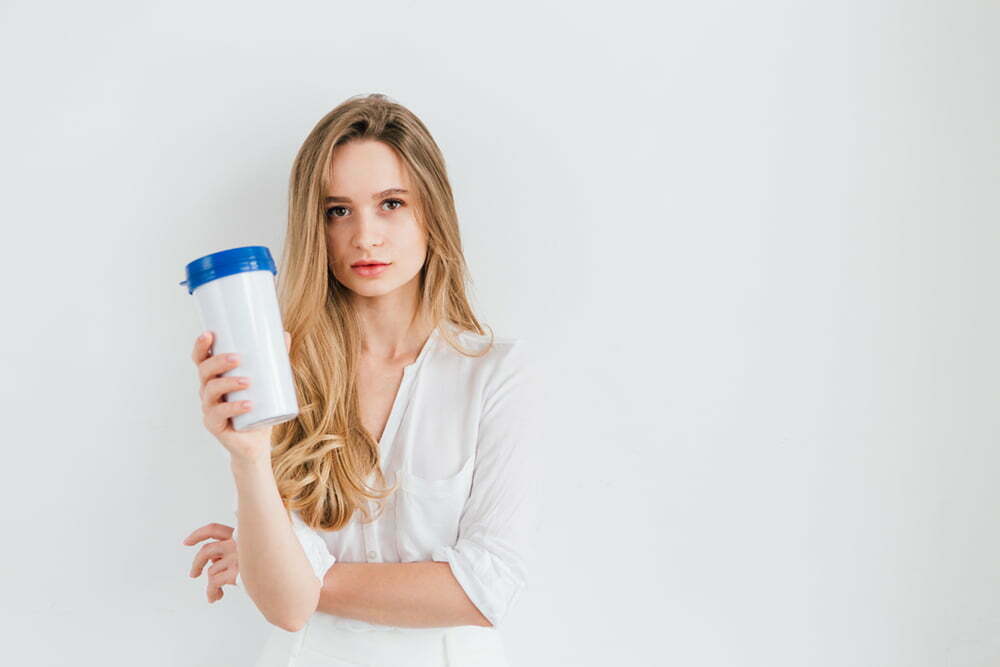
351, 263, 390, 277
351, 261, 389, 267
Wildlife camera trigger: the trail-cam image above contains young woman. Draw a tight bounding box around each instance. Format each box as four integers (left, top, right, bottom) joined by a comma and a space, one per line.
181, 93, 539, 666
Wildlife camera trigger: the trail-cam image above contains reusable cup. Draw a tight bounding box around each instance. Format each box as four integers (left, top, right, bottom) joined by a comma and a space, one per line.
179, 245, 299, 431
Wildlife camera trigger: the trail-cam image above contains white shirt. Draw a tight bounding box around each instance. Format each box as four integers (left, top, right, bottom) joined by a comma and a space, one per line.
232, 321, 541, 631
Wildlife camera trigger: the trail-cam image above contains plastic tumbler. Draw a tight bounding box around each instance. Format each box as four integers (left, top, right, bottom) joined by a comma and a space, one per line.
179, 245, 299, 431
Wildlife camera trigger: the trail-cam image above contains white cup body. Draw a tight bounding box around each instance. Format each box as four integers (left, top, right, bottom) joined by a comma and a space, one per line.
192, 270, 298, 431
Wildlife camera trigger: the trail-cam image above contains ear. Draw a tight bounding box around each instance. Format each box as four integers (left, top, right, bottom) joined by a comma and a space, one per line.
284, 330, 291, 353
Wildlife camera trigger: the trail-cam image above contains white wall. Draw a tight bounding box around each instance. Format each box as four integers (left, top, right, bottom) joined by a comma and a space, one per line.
1, 1, 997, 665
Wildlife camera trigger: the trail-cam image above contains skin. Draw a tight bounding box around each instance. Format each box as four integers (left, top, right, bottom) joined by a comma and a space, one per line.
183, 139, 490, 627
324, 139, 439, 445
325, 138, 436, 358
182, 330, 292, 604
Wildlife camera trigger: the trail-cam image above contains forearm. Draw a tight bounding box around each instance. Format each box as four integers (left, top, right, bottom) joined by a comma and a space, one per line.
316, 561, 491, 628
231, 454, 322, 631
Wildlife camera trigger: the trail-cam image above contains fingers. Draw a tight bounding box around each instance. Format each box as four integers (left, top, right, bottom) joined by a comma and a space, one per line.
182, 529, 238, 604
207, 559, 229, 576
193, 330, 289, 408
203, 397, 253, 434
190, 331, 255, 435
189, 541, 227, 578
197, 348, 241, 389
207, 567, 237, 603
191, 330, 214, 365
182, 522, 234, 546
202, 374, 251, 408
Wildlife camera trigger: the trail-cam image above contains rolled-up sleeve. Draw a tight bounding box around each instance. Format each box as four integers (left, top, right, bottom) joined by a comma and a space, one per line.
431, 340, 541, 628
232, 506, 337, 589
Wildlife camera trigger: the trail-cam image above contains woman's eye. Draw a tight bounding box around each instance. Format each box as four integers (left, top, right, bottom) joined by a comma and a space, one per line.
324, 199, 404, 219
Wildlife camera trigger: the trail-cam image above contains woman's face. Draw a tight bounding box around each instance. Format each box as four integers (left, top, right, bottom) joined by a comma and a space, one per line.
324, 139, 427, 299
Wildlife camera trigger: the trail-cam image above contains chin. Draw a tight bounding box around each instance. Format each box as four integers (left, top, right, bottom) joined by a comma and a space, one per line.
344, 278, 399, 296
356, 286, 397, 297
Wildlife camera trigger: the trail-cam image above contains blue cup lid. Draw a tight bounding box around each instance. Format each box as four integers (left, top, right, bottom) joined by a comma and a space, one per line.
179, 245, 277, 295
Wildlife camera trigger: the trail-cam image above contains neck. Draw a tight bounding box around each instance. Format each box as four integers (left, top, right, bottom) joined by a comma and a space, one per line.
357, 308, 436, 365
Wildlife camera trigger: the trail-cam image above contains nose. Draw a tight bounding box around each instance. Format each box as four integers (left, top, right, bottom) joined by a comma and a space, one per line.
351, 210, 384, 249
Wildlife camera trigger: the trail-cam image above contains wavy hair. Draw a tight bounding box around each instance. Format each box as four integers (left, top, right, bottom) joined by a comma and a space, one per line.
270, 93, 494, 531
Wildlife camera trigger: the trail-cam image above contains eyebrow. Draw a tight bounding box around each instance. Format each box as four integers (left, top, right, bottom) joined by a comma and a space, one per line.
324, 188, 409, 203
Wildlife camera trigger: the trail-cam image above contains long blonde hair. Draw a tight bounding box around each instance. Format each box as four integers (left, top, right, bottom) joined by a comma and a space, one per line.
271, 93, 494, 531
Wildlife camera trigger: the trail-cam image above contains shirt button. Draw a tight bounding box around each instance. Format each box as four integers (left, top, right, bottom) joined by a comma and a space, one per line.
367, 550, 377, 560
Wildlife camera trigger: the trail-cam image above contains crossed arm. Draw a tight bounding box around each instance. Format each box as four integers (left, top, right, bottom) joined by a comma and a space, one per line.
234, 341, 535, 632
231, 456, 490, 632
316, 561, 492, 628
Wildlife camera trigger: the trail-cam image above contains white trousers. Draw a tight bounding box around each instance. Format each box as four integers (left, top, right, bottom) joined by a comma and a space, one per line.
253, 614, 510, 667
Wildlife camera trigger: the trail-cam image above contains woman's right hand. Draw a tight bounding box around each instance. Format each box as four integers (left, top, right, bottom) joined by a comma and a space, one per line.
191, 330, 291, 463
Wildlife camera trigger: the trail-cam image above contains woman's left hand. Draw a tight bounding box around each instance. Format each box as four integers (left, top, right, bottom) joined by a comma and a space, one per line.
183, 522, 239, 603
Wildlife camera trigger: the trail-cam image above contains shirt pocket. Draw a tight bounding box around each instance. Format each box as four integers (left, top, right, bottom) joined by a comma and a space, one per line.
394, 454, 475, 560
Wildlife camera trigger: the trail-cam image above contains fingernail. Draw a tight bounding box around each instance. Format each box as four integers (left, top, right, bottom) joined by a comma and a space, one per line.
227, 354, 239, 363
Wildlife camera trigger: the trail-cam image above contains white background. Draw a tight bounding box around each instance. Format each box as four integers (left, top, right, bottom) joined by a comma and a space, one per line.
1, 1, 997, 665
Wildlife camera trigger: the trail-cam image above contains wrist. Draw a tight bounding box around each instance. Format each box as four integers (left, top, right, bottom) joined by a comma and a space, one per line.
229, 450, 272, 474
